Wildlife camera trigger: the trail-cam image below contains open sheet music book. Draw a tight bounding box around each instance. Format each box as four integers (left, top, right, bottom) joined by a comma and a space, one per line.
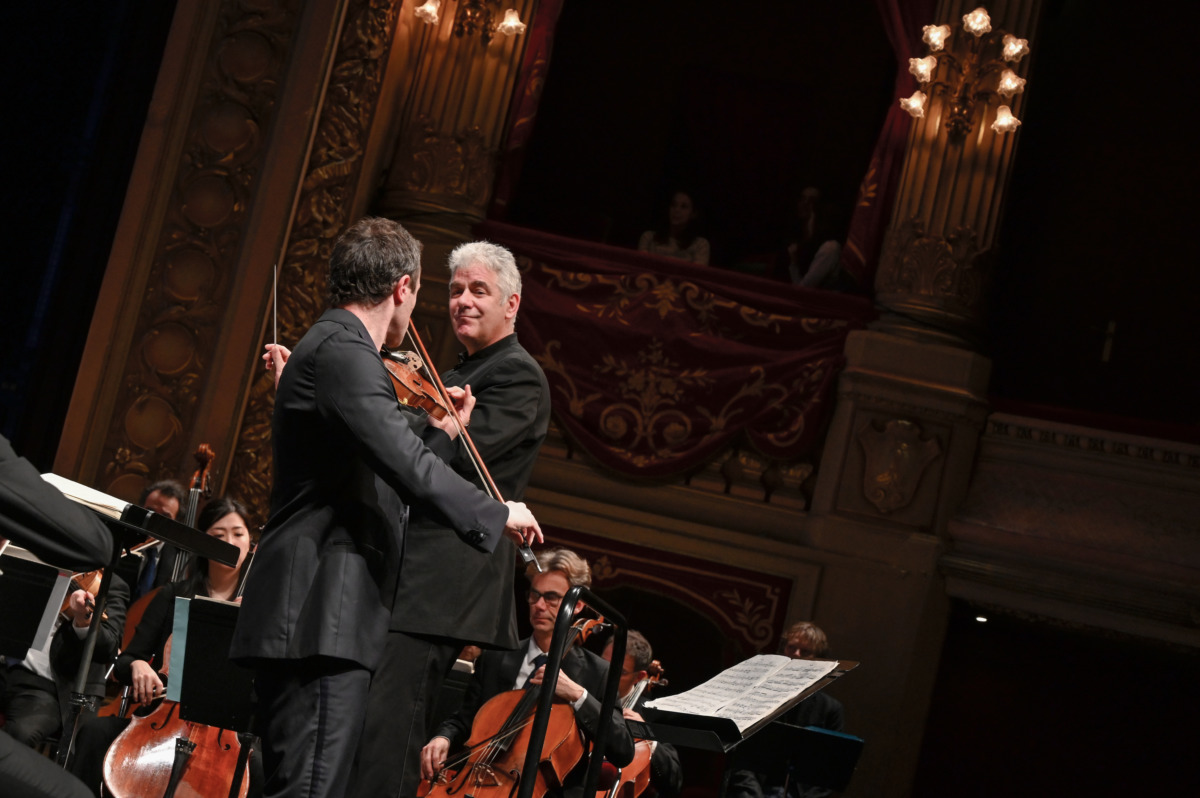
40, 473, 130, 520
644, 654, 838, 734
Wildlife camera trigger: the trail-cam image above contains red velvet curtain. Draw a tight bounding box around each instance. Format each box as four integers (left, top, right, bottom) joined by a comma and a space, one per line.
479, 221, 875, 478
488, 0, 566, 219
839, 0, 938, 287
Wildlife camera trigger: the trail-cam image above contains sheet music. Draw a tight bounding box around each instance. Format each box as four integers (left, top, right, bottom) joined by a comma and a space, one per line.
40, 473, 129, 520
645, 654, 838, 732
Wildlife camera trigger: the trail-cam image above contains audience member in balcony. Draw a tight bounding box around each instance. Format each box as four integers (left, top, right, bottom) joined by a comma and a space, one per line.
638, 189, 711, 266
785, 189, 851, 291
724, 621, 846, 798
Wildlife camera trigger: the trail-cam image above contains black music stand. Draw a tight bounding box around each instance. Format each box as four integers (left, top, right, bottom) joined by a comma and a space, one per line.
54, 497, 240, 768
166, 596, 256, 798
635, 660, 863, 794
0, 548, 69, 658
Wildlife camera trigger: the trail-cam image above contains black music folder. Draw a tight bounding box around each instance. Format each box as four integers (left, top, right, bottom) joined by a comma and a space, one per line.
0, 546, 70, 658
168, 596, 256, 733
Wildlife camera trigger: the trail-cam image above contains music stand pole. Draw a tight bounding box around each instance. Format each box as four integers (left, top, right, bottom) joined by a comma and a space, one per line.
56, 532, 123, 767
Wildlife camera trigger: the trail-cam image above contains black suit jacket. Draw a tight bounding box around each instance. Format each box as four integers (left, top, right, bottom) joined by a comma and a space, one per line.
433, 638, 636, 775
230, 309, 510, 670
392, 334, 550, 647
0, 434, 112, 571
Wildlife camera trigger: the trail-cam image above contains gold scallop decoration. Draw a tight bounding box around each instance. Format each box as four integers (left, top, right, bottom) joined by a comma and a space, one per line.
142, 322, 196, 376
181, 173, 236, 228
202, 101, 258, 157
163, 249, 216, 302
218, 30, 273, 84
124, 394, 183, 451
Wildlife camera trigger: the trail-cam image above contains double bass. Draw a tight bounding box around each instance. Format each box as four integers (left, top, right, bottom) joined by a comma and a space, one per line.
423, 618, 608, 798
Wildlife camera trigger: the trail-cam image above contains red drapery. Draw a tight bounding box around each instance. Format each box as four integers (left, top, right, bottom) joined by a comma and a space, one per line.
479, 221, 875, 478
488, 0, 566, 220
840, 0, 938, 288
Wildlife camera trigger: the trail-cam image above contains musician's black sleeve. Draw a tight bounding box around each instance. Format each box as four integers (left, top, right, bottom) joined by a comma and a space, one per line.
0, 434, 112, 571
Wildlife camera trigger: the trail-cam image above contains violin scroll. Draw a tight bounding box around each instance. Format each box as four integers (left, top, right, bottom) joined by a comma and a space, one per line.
382, 349, 450, 420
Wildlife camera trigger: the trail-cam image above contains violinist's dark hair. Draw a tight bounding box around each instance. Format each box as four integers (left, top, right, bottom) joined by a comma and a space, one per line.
140, 479, 186, 505
623, 630, 653, 672
327, 216, 422, 307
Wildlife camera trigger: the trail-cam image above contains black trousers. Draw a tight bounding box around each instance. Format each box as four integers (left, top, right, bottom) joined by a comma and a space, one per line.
254, 657, 371, 798
347, 632, 459, 798
0, 729, 91, 798
1, 669, 60, 749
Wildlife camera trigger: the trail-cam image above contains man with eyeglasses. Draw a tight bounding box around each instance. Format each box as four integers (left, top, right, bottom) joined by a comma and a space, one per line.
420, 548, 635, 794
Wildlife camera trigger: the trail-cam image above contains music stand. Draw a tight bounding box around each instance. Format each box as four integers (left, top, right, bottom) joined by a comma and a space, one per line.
165, 596, 256, 798
0, 547, 70, 658
53, 493, 240, 768
636, 660, 863, 793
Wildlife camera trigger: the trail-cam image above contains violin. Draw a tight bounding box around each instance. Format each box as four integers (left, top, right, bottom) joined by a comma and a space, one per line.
382, 348, 450, 420
602, 661, 668, 798
60, 568, 108, 622
423, 617, 608, 798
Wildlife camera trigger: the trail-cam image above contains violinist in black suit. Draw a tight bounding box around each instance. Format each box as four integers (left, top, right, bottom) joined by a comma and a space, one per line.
420, 548, 635, 797
0, 433, 115, 798
349, 240, 551, 798
601, 631, 682, 798
229, 218, 542, 798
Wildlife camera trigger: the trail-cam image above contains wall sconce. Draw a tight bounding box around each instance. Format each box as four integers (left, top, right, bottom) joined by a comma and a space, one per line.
415, 0, 527, 44
899, 6, 1030, 136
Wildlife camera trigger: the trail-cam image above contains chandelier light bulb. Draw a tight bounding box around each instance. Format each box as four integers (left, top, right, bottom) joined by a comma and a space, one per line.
997, 69, 1026, 98
496, 9, 526, 36
923, 24, 952, 51
991, 105, 1021, 133
415, 0, 440, 25
1002, 33, 1030, 62
899, 90, 928, 119
962, 7, 992, 37
908, 55, 938, 84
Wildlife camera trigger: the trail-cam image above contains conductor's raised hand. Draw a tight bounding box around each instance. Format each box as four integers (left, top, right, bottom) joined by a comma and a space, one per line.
263, 343, 291, 389
503, 501, 543, 547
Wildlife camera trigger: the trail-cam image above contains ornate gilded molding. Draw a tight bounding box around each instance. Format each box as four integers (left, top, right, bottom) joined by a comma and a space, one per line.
985, 414, 1200, 471
874, 216, 994, 345
227, 0, 403, 527
97, 1, 299, 501
389, 116, 495, 214
857, 419, 943, 514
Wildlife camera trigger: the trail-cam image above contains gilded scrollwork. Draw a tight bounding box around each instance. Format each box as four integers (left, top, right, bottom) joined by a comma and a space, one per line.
228, 0, 402, 526
97, 1, 298, 501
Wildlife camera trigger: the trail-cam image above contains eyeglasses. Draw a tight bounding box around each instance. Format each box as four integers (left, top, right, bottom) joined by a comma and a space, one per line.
526, 588, 565, 606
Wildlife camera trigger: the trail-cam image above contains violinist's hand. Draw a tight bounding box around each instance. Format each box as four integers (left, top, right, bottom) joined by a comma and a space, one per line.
420, 736, 451, 781
130, 659, 165, 705
503, 502, 543, 548
429, 385, 474, 439
66, 589, 95, 627
263, 343, 291, 389
529, 665, 586, 704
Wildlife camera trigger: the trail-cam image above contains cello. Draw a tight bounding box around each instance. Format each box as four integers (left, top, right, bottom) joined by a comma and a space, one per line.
101, 447, 252, 798
423, 617, 608, 798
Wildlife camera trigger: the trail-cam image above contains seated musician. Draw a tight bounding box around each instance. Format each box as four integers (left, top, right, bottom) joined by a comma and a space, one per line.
67, 497, 259, 797
1, 573, 129, 751
600, 630, 682, 798
420, 547, 635, 795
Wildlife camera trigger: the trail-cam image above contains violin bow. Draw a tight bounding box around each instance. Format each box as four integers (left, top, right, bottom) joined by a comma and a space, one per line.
405, 325, 540, 571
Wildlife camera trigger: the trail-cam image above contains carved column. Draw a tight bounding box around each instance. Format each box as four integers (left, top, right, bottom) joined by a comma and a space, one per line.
875, 0, 1041, 348
372, 0, 537, 247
